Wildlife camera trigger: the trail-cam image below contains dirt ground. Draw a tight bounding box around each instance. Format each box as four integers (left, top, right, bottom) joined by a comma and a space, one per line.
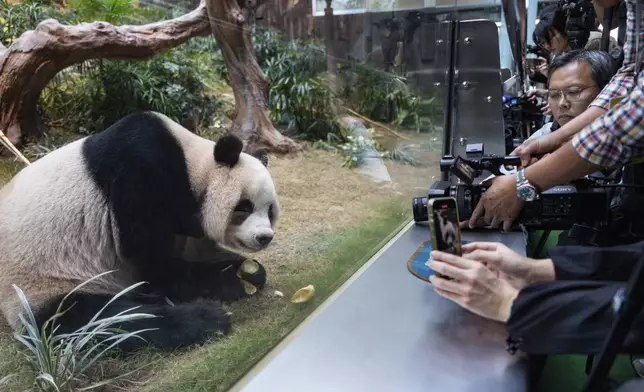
0, 131, 441, 391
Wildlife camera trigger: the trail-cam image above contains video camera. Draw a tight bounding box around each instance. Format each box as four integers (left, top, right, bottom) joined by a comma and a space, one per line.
558, 0, 597, 49
526, 44, 548, 58
411, 153, 613, 232
503, 95, 546, 152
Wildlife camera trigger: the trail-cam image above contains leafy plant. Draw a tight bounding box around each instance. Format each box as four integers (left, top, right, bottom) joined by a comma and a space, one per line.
381, 145, 418, 166
22, 133, 63, 160
339, 63, 421, 127
267, 72, 342, 140
41, 44, 224, 135
2, 0, 220, 138
64, 0, 167, 25
0, 0, 65, 47
12, 271, 156, 392
253, 27, 283, 70
339, 129, 383, 169
0, 0, 164, 48
261, 36, 343, 141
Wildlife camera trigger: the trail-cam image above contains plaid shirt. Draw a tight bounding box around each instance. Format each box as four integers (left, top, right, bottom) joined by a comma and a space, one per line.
573, 0, 644, 167
589, 0, 644, 110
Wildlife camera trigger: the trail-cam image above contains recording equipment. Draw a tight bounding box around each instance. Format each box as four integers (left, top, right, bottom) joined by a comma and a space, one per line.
503, 95, 545, 154
558, 0, 598, 49
411, 154, 612, 233
526, 44, 549, 59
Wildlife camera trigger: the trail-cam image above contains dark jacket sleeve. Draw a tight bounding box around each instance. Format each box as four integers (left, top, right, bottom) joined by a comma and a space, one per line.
547, 240, 644, 281
506, 280, 644, 355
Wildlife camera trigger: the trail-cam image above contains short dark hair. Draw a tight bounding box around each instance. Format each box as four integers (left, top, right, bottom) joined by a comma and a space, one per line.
547, 49, 618, 90
533, 7, 568, 47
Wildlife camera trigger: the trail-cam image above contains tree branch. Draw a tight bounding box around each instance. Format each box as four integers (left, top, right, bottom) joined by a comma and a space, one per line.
205, 0, 301, 154
1, 1, 210, 70
0, 1, 210, 146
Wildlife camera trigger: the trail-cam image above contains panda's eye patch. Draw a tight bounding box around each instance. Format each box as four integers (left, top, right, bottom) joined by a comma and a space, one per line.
268, 204, 275, 222
231, 199, 254, 225
234, 199, 254, 214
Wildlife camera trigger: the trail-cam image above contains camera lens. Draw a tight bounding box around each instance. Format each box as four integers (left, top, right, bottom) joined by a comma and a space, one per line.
451, 184, 486, 221
412, 197, 429, 222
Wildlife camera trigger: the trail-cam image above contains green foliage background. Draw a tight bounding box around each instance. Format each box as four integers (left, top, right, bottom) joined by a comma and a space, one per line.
0, 0, 431, 151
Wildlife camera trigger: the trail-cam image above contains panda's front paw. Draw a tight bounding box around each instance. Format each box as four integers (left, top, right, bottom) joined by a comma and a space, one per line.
216, 259, 266, 301
237, 259, 267, 291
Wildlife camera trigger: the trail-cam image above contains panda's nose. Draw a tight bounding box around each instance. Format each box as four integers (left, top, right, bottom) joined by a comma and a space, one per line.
256, 234, 274, 246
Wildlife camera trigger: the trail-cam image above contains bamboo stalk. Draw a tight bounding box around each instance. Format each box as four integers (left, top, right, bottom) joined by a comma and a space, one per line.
342, 107, 411, 141
0, 130, 31, 166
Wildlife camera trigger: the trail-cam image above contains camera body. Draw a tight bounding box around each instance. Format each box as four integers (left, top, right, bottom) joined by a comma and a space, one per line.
412, 154, 612, 231
417, 179, 610, 230
558, 0, 597, 49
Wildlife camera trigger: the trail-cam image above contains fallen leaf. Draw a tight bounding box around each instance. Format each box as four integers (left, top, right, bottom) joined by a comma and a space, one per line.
291, 285, 315, 304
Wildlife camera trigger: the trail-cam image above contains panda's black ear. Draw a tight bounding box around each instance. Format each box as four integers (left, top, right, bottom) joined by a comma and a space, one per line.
214, 135, 244, 167
252, 149, 269, 167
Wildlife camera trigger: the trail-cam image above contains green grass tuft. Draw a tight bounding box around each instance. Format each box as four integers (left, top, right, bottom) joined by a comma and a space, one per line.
4, 272, 158, 392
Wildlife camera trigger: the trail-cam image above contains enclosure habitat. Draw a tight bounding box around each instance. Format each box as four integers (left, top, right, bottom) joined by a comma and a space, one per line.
0, 0, 444, 390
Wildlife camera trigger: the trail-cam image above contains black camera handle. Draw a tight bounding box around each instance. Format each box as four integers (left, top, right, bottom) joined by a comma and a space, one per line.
440, 154, 525, 185
583, 253, 644, 391
601, 6, 616, 52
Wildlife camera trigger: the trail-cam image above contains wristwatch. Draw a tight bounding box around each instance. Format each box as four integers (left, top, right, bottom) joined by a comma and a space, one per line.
516, 169, 540, 202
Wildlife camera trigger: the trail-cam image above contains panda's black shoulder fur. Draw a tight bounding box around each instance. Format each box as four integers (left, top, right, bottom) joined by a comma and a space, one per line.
82, 112, 204, 273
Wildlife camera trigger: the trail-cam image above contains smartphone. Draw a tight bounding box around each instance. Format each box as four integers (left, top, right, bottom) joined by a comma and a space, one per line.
428, 197, 463, 279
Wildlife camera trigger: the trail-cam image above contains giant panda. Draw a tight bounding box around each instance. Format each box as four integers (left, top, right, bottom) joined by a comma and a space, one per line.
0, 111, 279, 352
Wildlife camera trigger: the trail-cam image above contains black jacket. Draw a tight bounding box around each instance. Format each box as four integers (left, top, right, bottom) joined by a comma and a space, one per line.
505, 241, 644, 355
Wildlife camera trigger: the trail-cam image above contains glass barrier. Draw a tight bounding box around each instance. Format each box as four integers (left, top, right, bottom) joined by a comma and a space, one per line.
0, 0, 505, 390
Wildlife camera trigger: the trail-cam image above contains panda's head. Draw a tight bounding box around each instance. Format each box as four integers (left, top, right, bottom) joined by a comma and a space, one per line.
200, 135, 279, 253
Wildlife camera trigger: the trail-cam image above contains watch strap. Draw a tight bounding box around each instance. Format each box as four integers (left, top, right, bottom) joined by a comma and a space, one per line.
516, 169, 540, 201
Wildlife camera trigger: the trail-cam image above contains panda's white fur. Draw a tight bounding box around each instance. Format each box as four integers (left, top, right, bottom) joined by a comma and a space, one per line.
0, 111, 279, 350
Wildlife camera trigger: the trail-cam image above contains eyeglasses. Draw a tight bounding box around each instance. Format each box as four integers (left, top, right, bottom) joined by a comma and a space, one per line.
548, 86, 595, 102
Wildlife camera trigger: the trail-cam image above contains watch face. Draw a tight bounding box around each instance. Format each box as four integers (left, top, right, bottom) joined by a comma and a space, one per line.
518, 185, 537, 201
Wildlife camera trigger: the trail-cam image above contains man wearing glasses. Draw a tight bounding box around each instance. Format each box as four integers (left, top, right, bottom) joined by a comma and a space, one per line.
467, 0, 643, 231
525, 49, 619, 145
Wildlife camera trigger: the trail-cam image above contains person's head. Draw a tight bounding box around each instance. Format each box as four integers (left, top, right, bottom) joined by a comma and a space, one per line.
547, 49, 617, 126
533, 7, 570, 54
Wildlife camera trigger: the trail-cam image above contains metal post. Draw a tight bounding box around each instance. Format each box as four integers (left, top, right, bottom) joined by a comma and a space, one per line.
499, 9, 513, 70
441, 20, 459, 181
526, 0, 538, 46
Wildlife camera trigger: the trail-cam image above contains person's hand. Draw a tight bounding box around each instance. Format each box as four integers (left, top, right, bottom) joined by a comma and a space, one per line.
540, 102, 552, 116
428, 250, 519, 322
511, 131, 563, 167
462, 242, 555, 289
527, 57, 548, 79
536, 59, 549, 77
467, 174, 524, 231
524, 89, 551, 115
525, 88, 548, 101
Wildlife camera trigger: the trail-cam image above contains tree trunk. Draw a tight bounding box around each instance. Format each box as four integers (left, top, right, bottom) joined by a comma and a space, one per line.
205, 0, 302, 155
0, 2, 211, 147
